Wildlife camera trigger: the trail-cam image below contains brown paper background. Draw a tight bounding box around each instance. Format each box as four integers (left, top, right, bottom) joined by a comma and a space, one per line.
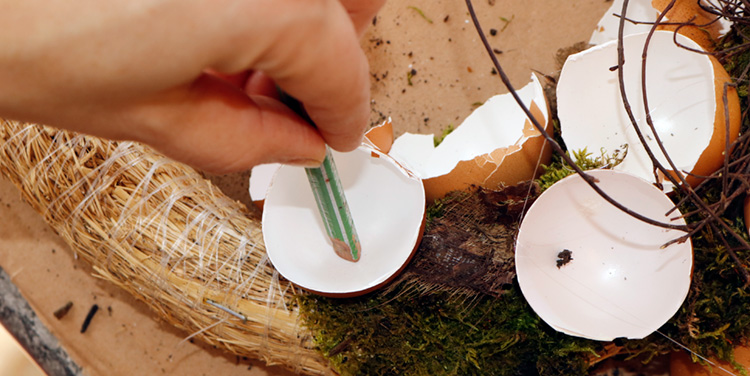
0, 1, 610, 375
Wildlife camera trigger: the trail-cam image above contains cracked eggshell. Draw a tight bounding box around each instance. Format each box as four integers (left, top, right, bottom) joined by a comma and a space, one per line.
249, 163, 281, 211
590, 0, 732, 50
389, 74, 552, 202
262, 146, 425, 297
589, 0, 658, 46
652, 0, 733, 50
364, 118, 394, 154
558, 31, 740, 191
515, 169, 693, 341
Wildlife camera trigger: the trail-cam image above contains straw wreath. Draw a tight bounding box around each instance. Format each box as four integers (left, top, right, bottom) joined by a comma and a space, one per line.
0, 119, 330, 375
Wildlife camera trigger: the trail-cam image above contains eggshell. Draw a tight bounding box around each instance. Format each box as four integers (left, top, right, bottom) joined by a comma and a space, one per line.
262, 146, 425, 297
364, 118, 394, 154
248, 163, 281, 211
558, 31, 740, 191
248, 120, 396, 212
652, 0, 732, 51
515, 169, 693, 341
389, 74, 552, 202
590, 0, 732, 50
670, 345, 750, 375
589, 0, 659, 46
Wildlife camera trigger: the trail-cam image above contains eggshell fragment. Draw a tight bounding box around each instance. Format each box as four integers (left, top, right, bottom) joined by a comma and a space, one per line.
364, 118, 394, 154
670, 344, 750, 375
590, 0, 732, 50
248, 163, 281, 211
515, 169, 693, 341
652, 0, 732, 50
558, 31, 740, 191
262, 146, 425, 297
589, 0, 658, 46
389, 74, 552, 202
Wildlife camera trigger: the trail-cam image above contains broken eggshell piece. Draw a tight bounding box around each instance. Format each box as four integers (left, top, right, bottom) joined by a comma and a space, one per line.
515, 169, 693, 341
389, 74, 552, 202
589, 0, 732, 50
262, 146, 425, 297
559, 31, 740, 191
249, 163, 281, 211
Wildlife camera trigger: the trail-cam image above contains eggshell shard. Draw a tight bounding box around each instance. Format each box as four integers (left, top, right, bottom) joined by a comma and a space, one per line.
364, 118, 394, 154
652, 0, 733, 50
515, 169, 693, 341
589, 0, 732, 50
262, 146, 425, 297
248, 163, 281, 211
589, 0, 658, 46
558, 31, 740, 191
389, 74, 552, 202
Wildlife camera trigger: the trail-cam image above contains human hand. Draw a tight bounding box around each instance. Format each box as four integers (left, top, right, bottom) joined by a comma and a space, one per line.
0, 0, 385, 173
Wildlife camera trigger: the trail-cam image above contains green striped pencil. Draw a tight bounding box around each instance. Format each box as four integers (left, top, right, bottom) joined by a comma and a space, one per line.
305, 148, 361, 262
278, 91, 361, 262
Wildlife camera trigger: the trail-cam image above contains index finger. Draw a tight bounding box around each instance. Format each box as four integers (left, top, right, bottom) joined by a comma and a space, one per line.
340, 0, 387, 36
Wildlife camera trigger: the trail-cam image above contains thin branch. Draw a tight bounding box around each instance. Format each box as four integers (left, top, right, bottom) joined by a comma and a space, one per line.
464, 0, 689, 232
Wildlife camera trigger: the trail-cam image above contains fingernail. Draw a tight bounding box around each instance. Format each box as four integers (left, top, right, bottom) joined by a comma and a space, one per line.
286, 158, 323, 168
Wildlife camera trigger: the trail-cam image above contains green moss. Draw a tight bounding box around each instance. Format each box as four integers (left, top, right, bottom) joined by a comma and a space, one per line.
299, 282, 600, 376
434, 124, 455, 147
536, 145, 627, 191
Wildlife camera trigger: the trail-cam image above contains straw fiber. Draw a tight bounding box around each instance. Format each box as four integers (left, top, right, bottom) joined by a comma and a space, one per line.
0, 120, 330, 375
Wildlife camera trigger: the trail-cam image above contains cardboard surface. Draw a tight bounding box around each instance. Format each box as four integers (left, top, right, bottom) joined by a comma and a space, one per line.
0, 1, 610, 374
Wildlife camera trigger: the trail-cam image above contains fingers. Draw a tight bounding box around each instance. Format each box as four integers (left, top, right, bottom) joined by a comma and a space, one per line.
247, 0, 371, 153
243, 71, 279, 98
339, 0, 387, 36
120, 74, 327, 174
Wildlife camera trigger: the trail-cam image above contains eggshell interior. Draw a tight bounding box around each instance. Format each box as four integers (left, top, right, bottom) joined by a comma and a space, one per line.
515, 169, 693, 341
589, 0, 658, 45
558, 30, 739, 191
389, 74, 551, 202
262, 146, 425, 296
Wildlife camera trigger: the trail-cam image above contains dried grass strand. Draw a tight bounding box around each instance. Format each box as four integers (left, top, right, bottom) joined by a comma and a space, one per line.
0, 120, 331, 375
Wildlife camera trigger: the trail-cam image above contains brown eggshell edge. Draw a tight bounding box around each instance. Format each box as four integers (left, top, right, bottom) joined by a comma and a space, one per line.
364, 118, 394, 154
659, 55, 741, 188
652, 0, 725, 51
422, 100, 552, 203
299, 213, 426, 298
669, 345, 750, 375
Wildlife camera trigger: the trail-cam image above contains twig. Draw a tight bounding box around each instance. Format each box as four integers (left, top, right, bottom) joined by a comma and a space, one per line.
464, 0, 689, 232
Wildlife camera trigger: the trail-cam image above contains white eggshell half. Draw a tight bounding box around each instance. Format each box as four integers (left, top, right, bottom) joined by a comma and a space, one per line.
389, 73, 547, 179
559, 31, 715, 191
515, 169, 692, 341
262, 146, 425, 296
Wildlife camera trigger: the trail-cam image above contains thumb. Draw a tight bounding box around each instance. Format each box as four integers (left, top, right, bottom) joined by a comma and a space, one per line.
127, 73, 326, 174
